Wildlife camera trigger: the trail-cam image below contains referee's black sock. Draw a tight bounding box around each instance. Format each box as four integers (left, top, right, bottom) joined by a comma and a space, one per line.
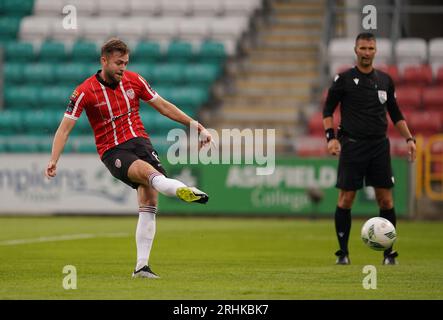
335, 206, 351, 255
380, 208, 397, 256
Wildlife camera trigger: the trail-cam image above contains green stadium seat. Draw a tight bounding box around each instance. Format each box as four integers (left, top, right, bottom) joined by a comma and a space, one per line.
168, 86, 209, 109
4, 41, 34, 62
39, 86, 73, 109
0, 110, 22, 134
166, 41, 194, 63
71, 41, 98, 62
23, 63, 55, 83
197, 41, 226, 65
151, 64, 184, 85
151, 86, 172, 100
0, 142, 6, 153
5, 140, 39, 153
38, 41, 68, 62
184, 64, 219, 87
53, 63, 90, 85
131, 41, 162, 63
2, 0, 34, 17
22, 110, 59, 135
4, 85, 40, 108
75, 139, 97, 153
0, 17, 20, 41
129, 63, 151, 80
3, 63, 25, 84
72, 114, 92, 136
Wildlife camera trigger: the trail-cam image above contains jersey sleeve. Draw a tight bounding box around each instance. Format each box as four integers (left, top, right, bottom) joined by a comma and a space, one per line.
323, 73, 345, 118
64, 88, 87, 120
386, 76, 404, 124
137, 75, 159, 102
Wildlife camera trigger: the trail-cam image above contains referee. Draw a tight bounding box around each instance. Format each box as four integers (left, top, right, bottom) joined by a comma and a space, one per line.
323, 32, 417, 265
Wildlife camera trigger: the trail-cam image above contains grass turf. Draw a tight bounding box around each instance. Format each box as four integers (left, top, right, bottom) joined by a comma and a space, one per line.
0, 216, 442, 300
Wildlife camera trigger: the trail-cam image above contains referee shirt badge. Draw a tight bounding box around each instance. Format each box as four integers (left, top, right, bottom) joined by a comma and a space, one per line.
126, 89, 135, 99
378, 90, 387, 104
115, 159, 122, 168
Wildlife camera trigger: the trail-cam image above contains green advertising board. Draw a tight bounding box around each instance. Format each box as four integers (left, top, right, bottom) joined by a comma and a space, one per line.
158, 157, 409, 217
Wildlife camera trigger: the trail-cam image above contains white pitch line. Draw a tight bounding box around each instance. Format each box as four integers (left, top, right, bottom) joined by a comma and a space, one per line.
0, 233, 129, 246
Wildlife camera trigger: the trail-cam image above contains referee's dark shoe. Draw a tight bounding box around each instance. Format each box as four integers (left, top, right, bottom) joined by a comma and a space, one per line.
383, 251, 399, 265
335, 250, 350, 265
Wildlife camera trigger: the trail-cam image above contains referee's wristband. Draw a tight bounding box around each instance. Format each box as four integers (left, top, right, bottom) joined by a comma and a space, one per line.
325, 128, 336, 143
406, 137, 416, 144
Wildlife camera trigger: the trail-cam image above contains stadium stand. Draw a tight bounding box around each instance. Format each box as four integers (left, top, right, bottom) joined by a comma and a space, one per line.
0, 0, 262, 153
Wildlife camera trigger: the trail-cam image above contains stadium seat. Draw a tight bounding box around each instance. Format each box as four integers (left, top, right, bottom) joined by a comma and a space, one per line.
395, 38, 428, 71
184, 64, 219, 87
401, 65, 433, 86
223, 0, 260, 17
22, 110, 59, 135
374, 38, 393, 65
5, 140, 40, 153
209, 17, 248, 55
97, 0, 129, 16
81, 18, 115, 43
53, 63, 90, 85
50, 18, 81, 43
422, 87, 443, 110
190, 0, 223, 17
19, 16, 55, 44
115, 19, 146, 44
75, 139, 97, 153
166, 40, 194, 62
328, 38, 355, 75
65, 0, 98, 16
160, 0, 192, 17
128, 63, 151, 80
295, 136, 328, 157
429, 38, 443, 75
196, 40, 226, 65
39, 86, 73, 109
0, 17, 21, 41
38, 41, 68, 62
0, 111, 23, 134
150, 64, 184, 85
4, 41, 34, 62
395, 86, 422, 111
33, 0, 65, 16
376, 64, 400, 84
131, 41, 162, 63
406, 111, 442, 135
168, 86, 209, 109
23, 63, 55, 84
71, 41, 98, 62
3, 63, 25, 84
4, 86, 40, 108
128, 0, 161, 16
435, 66, 443, 85
178, 18, 211, 46
2, 0, 34, 17
146, 18, 179, 46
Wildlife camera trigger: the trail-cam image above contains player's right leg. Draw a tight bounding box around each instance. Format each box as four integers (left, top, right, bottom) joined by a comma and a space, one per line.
132, 184, 161, 279
127, 160, 209, 204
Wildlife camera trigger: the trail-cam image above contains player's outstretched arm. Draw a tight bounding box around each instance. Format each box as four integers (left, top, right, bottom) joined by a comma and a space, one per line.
45, 117, 76, 179
149, 96, 213, 148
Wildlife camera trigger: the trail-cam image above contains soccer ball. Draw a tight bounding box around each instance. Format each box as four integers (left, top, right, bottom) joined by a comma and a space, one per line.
361, 217, 397, 251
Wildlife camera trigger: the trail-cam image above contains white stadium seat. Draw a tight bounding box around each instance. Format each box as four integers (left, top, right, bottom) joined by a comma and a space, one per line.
19, 16, 55, 44
429, 38, 443, 74
178, 18, 211, 46
145, 18, 179, 47
115, 19, 147, 45
97, 0, 129, 17
51, 18, 82, 43
328, 38, 356, 76
190, 0, 223, 17
129, 0, 161, 16
395, 38, 428, 70
223, 0, 260, 16
33, 0, 65, 17
63, 0, 98, 16
81, 17, 116, 43
209, 17, 248, 55
374, 38, 392, 65
160, 0, 192, 17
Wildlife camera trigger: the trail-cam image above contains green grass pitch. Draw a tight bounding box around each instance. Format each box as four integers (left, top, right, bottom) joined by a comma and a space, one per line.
0, 216, 442, 300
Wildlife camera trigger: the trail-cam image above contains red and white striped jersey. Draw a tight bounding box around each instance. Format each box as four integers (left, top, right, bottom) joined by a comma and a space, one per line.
64, 70, 159, 158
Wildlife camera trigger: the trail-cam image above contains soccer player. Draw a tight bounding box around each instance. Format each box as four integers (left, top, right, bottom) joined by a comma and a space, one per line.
323, 32, 417, 265
45, 38, 212, 278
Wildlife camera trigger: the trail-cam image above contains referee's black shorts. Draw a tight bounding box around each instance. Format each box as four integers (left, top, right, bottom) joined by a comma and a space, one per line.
101, 137, 167, 189
336, 136, 394, 191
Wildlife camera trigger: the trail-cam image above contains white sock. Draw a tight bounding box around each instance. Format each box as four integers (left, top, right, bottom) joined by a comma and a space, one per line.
135, 206, 157, 271
148, 173, 187, 197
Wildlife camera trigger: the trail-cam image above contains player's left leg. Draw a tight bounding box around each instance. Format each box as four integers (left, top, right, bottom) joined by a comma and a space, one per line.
374, 187, 398, 265
132, 184, 160, 279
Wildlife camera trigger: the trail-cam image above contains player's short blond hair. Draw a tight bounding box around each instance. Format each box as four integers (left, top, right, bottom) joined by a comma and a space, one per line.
101, 38, 130, 57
